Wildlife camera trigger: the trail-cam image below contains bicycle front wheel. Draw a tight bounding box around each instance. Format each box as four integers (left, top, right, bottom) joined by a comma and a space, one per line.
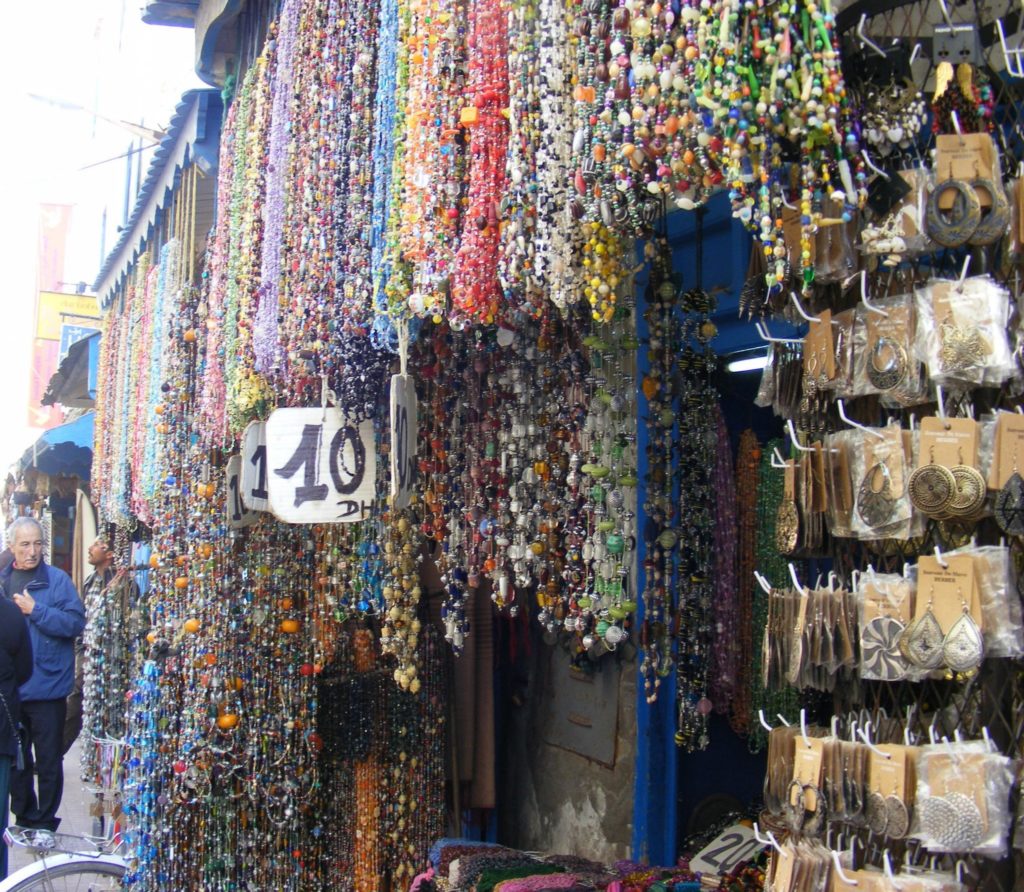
0, 854, 126, 892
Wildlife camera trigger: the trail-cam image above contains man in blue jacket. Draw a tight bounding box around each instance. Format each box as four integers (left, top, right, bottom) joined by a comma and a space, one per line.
1, 517, 85, 835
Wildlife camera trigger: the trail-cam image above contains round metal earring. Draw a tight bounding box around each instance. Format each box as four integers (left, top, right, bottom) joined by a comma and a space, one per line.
925, 178, 981, 247
867, 337, 908, 392
866, 789, 889, 834
885, 791, 910, 839
948, 449, 987, 518
786, 778, 806, 832
908, 447, 956, 516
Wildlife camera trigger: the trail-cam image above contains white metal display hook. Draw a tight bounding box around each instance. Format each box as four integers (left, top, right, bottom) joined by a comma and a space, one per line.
860, 147, 891, 181
754, 571, 773, 594
845, 269, 888, 316
752, 823, 783, 854
950, 109, 963, 137
934, 545, 949, 569
837, 399, 885, 440
771, 447, 789, 469
857, 724, 892, 759
790, 290, 821, 323
937, 0, 954, 28
831, 851, 858, 886
788, 562, 804, 592
787, 419, 814, 453
857, 14, 888, 58
755, 319, 803, 344
996, 17, 1024, 78
936, 384, 949, 428
799, 708, 811, 748
955, 255, 971, 292
883, 850, 899, 884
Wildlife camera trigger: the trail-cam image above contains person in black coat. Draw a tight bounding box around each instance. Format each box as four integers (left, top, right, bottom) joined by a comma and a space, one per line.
0, 594, 32, 877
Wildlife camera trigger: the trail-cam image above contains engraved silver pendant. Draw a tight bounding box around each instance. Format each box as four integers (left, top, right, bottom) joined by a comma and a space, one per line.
943, 610, 984, 673
900, 609, 945, 669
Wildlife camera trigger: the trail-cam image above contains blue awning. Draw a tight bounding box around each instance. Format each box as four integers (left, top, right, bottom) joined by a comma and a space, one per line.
41, 331, 100, 409
21, 412, 95, 480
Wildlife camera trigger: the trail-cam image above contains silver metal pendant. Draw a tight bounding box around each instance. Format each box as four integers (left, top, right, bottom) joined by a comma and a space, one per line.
900, 609, 945, 669
943, 610, 984, 673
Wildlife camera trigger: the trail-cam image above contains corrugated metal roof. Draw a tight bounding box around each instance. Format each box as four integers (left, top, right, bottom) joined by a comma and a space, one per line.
92, 88, 223, 306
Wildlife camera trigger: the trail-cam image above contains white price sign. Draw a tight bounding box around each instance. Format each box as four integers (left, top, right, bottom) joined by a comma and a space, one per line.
226, 456, 259, 529
689, 823, 765, 876
389, 375, 418, 510
240, 421, 270, 512
265, 407, 375, 523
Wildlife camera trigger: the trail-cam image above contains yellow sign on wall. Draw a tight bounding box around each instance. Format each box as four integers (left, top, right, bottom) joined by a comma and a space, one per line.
36, 291, 99, 341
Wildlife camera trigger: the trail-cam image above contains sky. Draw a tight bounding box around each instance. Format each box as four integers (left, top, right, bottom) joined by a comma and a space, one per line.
0, 1, 204, 473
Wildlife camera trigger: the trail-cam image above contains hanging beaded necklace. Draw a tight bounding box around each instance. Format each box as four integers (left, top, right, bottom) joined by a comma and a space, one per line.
638, 239, 679, 703
254, 2, 301, 377
729, 429, 760, 738
673, 269, 719, 751
450, 0, 510, 325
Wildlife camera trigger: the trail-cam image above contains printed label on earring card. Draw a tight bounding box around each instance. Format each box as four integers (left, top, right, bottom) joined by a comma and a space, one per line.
990, 411, 1024, 490
863, 298, 912, 353
810, 444, 827, 513
868, 745, 910, 802
826, 437, 854, 515
935, 132, 996, 210
864, 423, 908, 499
792, 736, 825, 812
1017, 178, 1024, 245
916, 554, 982, 632
803, 310, 835, 382
767, 843, 794, 892
919, 415, 979, 470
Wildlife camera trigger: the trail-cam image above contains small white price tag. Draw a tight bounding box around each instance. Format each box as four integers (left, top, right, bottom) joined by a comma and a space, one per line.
689, 823, 765, 876
265, 407, 375, 523
389, 375, 418, 510
240, 421, 270, 512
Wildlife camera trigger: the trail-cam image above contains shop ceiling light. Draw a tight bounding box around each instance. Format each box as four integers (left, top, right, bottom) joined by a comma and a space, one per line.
726, 353, 769, 373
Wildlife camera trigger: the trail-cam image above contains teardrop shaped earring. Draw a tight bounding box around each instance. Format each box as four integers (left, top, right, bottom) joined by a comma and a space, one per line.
857, 461, 897, 529
943, 588, 984, 675
995, 446, 1024, 536
900, 587, 945, 670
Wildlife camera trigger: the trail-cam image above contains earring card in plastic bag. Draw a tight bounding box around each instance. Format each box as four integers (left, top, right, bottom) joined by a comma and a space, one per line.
915, 554, 982, 635
987, 410, 1024, 490
918, 416, 979, 469
913, 277, 1014, 388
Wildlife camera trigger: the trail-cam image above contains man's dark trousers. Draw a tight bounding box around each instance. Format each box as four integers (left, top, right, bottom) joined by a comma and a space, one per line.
11, 699, 66, 831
